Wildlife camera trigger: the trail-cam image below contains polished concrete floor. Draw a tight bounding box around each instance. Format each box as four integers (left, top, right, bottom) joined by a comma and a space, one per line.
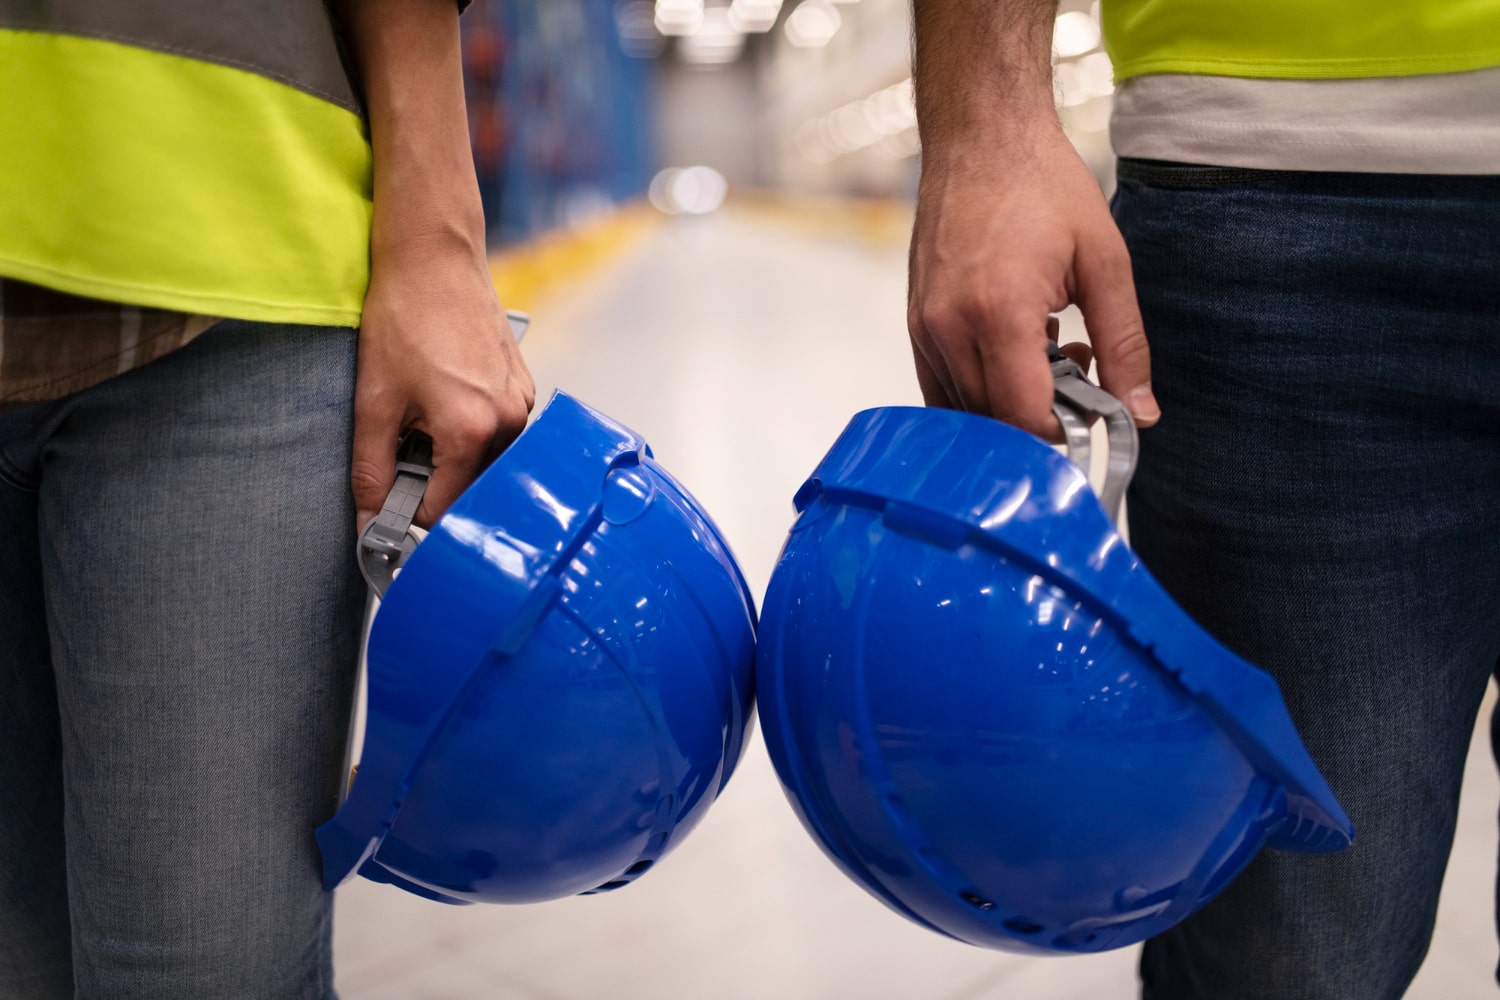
334, 207, 1499, 999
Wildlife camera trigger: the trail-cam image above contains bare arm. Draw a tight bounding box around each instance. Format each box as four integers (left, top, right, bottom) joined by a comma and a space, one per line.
337, 0, 535, 529
907, 0, 1157, 436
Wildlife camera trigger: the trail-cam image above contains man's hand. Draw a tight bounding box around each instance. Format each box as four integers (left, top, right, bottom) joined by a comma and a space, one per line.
908, 0, 1158, 439
337, 0, 536, 529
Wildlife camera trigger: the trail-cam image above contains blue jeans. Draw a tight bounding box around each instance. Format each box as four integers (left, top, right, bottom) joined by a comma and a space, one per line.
0, 321, 363, 998
1115, 161, 1500, 999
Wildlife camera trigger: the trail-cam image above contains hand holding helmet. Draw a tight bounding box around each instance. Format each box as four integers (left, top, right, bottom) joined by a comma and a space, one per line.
321, 318, 757, 905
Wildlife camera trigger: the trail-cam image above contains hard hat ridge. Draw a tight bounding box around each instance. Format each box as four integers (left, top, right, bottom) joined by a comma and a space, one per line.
756, 369, 1353, 954
318, 390, 757, 904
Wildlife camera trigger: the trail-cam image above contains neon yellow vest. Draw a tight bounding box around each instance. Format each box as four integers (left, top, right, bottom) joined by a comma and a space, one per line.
1103, 1, 1500, 83
0, 22, 372, 326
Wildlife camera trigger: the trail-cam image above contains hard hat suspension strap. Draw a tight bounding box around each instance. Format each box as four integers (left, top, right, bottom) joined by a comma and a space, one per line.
1048, 341, 1139, 525
356, 431, 434, 597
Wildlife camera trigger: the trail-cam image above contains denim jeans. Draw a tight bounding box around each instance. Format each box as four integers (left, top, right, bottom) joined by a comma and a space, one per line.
0, 321, 363, 998
1114, 161, 1500, 999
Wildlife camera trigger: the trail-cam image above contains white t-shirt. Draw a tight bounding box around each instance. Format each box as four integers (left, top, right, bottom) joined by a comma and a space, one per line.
1110, 68, 1500, 174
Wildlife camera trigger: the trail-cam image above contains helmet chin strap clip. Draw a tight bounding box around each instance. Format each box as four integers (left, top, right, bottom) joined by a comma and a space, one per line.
357, 432, 434, 598
1048, 341, 1139, 526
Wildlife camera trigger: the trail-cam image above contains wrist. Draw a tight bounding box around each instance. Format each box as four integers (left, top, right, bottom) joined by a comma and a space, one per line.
920, 110, 1065, 174
371, 189, 487, 265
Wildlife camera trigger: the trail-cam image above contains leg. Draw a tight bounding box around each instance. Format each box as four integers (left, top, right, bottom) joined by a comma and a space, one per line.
0, 403, 73, 999
39, 321, 364, 999
1114, 164, 1500, 1000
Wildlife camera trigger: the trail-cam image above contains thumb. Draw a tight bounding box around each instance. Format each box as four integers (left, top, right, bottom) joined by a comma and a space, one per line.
351, 401, 401, 532
1075, 239, 1160, 427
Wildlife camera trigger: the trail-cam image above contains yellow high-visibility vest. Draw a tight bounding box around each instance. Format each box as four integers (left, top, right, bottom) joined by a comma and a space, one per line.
1104, 1, 1500, 83
0, 7, 372, 326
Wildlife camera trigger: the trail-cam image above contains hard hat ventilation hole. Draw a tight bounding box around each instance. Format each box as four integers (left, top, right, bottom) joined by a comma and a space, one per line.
593, 880, 631, 892
1002, 918, 1045, 936
1052, 929, 1099, 949
626, 859, 654, 875
959, 891, 996, 911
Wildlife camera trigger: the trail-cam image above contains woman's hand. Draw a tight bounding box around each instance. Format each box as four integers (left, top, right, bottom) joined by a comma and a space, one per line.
351, 237, 534, 529
336, 0, 536, 529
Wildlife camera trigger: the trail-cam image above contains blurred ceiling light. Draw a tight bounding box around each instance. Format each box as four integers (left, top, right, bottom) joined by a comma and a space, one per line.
874, 127, 921, 160
1056, 50, 1114, 106
616, 1, 665, 57
655, 0, 704, 36
793, 120, 835, 164
1055, 61, 1087, 107
1053, 10, 1100, 58
833, 105, 876, 149
649, 166, 729, 215
866, 79, 915, 133
1063, 95, 1113, 133
648, 168, 679, 213
1076, 50, 1115, 96
785, 0, 841, 47
727, 0, 781, 32
798, 76, 918, 162
819, 115, 853, 154
679, 7, 745, 64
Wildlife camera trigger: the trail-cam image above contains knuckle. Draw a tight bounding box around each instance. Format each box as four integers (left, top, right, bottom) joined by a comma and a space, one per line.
504, 397, 533, 432
1086, 240, 1134, 282
452, 411, 499, 451
917, 300, 966, 339
1104, 321, 1151, 367
349, 459, 389, 501
518, 374, 537, 409
353, 390, 394, 425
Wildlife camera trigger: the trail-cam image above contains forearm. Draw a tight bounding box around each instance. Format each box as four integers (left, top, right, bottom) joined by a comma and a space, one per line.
912, 0, 1059, 163
907, 1, 1153, 433
335, 0, 486, 262
333, 0, 534, 529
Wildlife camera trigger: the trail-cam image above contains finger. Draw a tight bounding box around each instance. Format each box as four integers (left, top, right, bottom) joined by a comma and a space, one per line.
975, 307, 1062, 439
415, 454, 485, 529
1048, 314, 1094, 372
948, 339, 991, 417
912, 301, 992, 415
908, 300, 960, 409
910, 338, 956, 409
1058, 340, 1093, 372
1075, 238, 1160, 426
351, 396, 402, 533
415, 464, 478, 529
414, 423, 493, 529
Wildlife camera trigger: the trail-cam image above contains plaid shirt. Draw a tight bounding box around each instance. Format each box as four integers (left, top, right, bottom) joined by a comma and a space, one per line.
0, 278, 219, 412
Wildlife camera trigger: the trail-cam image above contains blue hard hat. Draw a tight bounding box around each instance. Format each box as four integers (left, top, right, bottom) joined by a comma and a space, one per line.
756, 350, 1353, 953
318, 390, 757, 904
